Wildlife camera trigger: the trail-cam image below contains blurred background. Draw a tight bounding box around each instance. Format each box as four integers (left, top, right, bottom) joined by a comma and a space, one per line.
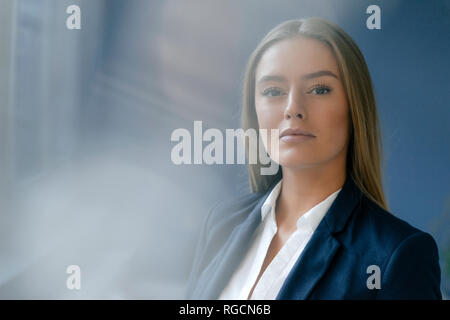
0, 0, 449, 299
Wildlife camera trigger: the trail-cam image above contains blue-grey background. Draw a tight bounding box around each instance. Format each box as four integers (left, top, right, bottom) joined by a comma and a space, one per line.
0, 0, 449, 299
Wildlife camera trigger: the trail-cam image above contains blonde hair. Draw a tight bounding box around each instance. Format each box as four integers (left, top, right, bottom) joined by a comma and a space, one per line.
241, 17, 388, 211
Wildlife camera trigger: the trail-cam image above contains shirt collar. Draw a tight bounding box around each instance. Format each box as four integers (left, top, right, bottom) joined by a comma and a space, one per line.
260, 178, 342, 231
260, 179, 282, 221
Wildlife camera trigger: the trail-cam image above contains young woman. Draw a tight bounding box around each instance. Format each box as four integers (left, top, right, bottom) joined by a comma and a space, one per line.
186, 17, 442, 300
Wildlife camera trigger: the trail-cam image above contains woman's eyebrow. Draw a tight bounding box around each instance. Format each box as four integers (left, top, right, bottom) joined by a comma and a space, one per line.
257, 75, 286, 85
257, 70, 338, 85
302, 70, 339, 80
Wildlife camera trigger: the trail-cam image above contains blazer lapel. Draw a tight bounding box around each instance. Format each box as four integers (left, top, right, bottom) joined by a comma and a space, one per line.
275, 221, 341, 299
196, 188, 272, 299
276, 176, 363, 300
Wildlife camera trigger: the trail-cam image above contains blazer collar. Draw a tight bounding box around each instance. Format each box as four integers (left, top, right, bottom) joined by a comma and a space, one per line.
322, 175, 363, 234
197, 175, 363, 299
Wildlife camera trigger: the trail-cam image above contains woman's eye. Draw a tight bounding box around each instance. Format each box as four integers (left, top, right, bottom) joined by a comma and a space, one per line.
262, 88, 284, 97
309, 86, 332, 95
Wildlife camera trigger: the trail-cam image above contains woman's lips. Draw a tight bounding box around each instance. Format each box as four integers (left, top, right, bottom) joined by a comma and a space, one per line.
280, 134, 315, 143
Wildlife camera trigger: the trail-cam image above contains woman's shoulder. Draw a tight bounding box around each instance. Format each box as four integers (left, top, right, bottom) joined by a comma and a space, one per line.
193, 190, 267, 265
348, 193, 439, 262
354, 195, 442, 299
205, 190, 266, 232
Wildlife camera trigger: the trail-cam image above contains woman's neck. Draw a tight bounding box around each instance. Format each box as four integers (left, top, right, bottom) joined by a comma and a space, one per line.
275, 163, 346, 229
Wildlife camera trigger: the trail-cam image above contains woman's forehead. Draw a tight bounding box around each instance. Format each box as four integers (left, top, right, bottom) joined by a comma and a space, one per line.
255, 37, 339, 81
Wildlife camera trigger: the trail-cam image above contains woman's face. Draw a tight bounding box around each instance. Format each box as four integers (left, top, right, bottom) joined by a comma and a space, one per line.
254, 36, 350, 170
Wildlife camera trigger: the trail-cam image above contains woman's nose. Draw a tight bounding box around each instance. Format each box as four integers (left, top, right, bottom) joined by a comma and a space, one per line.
284, 90, 306, 120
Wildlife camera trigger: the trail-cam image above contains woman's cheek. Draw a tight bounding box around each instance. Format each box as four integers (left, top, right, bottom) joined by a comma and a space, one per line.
258, 107, 280, 128
325, 122, 349, 152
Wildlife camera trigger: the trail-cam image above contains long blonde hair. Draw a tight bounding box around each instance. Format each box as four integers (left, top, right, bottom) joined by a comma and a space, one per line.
241, 17, 388, 211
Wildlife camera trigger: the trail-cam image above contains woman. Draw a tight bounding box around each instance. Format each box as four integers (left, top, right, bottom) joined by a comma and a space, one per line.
186, 17, 442, 299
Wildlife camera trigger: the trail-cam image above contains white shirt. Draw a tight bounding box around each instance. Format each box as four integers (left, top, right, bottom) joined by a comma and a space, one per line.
218, 179, 341, 300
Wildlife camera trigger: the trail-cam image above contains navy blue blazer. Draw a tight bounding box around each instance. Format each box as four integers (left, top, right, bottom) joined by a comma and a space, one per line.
186, 176, 442, 299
